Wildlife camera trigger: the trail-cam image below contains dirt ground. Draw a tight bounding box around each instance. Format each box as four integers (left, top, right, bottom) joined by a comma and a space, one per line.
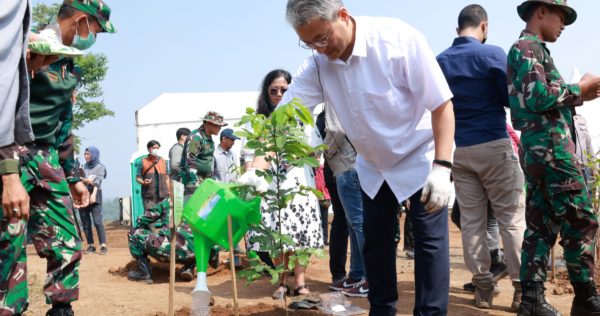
21, 218, 577, 316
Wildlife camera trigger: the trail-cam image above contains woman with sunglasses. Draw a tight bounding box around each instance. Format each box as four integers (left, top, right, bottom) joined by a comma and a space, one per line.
244, 69, 323, 299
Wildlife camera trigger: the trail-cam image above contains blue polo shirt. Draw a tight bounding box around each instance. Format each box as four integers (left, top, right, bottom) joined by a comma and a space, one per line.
437, 36, 509, 147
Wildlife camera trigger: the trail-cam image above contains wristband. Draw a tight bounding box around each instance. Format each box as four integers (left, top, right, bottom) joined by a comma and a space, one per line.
0, 159, 20, 175
433, 159, 453, 169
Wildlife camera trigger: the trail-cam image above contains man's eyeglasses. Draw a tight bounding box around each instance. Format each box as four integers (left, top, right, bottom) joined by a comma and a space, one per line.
269, 87, 288, 96
298, 26, 333, 49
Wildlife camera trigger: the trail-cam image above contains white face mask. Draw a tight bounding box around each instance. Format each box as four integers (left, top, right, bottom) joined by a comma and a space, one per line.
150, 149, 159, 156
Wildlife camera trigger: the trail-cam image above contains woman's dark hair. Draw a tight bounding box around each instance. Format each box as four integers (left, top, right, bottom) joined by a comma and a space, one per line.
256, 69, 292, 116
147, 140, 161, 149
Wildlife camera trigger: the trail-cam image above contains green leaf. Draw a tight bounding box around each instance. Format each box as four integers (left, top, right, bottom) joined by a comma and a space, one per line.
275, 135, 285, 148
294, 103, 314, 126
288, 157, 320, 168
234, 130, 253, 139
306, 187, 324, 200
246, 140, 262, 149
268, 269, 280, 285
314, 144, 329, 152
284, 142, 310, 157
271, 109, 285, 127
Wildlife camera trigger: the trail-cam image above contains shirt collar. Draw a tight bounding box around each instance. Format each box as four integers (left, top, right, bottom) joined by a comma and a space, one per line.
520, 30, 542, 44
451, 36, 481, 46
329, 16, 366, 65
217, 144, 228, 154
199, 125, 211, 139
519, 29, 549, 51
351, 17, 367, 58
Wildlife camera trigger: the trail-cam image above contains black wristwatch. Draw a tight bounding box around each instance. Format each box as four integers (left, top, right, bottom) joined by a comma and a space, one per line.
433, 159, 453, 169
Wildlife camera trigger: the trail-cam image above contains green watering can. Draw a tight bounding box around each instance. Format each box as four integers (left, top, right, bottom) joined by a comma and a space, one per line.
182, 179, 261, 296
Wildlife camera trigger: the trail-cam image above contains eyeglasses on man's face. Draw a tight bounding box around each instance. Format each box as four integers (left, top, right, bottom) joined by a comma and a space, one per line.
268, 87, 288, 96
298, 25, 333, 49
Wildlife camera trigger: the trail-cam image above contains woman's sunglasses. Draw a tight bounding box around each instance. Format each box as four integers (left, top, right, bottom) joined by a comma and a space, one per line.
268, 87, 288, 96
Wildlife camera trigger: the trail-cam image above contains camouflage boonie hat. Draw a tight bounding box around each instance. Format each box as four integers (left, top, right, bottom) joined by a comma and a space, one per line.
62, 0, 116, 33
203, 111, 228, 127
517, 0, 577, 25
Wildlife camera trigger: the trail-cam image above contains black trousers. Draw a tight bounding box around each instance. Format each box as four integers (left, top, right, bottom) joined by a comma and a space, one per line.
324, 162, 348, 281
363, 182, 449, 316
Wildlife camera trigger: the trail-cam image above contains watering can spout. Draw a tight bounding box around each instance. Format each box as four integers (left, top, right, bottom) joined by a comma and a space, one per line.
194, 234, 212, 274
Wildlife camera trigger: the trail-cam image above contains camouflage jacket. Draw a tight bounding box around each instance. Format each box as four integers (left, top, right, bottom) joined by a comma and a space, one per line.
135, 198, 192, 235
180, 125, 214, 186
135, 198, 170, 230
507, 30, 583, 164
29, 58, 80, 182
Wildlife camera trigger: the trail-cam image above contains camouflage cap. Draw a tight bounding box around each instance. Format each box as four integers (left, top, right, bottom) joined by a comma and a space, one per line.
203, 111, 228, 127
517, 0, 577, 25
62, 0, 116, 33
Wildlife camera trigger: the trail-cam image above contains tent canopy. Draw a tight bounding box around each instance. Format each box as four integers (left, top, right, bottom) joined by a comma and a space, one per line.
136, 91, 259, 126
134, 91, 259, 159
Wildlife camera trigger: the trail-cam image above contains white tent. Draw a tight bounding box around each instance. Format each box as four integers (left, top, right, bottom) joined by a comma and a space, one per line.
570, 68, 600, 153
132, 91, 259, 162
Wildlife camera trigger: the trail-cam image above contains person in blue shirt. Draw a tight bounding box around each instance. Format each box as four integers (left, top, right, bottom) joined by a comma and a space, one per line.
437, 4, 526, 311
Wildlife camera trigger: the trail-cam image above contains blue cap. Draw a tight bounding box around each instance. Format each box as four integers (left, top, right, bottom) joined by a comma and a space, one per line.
220, 128, 240, 140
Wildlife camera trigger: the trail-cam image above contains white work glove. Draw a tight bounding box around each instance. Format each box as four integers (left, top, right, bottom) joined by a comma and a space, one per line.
237, 168, 269, 193
420, 164, 452, 213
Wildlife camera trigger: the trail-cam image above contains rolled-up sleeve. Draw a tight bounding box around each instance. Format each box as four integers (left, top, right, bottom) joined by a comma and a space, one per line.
0, 143, 20, 175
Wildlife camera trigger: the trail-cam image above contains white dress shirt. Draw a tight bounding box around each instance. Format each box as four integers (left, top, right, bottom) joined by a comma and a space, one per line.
280, 16, 452, 201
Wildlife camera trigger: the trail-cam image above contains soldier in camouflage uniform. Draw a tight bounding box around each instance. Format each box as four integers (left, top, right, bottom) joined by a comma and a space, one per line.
0, 1, 115, 315
180, 111, 227, 194
508, 1, 600, 315
180, 111, 227, 268
127, 199, 197, 283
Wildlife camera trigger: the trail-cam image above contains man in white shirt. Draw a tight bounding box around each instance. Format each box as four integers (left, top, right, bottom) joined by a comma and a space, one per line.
247, 1, 455, 314
213, 128, 240, 183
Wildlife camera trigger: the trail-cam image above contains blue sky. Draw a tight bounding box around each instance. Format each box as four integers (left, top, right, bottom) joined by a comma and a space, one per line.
33, 0, 600, 199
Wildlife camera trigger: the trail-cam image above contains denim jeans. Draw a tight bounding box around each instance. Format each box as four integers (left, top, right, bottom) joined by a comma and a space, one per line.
79, 202, 106, 245
336, 168, 365, 280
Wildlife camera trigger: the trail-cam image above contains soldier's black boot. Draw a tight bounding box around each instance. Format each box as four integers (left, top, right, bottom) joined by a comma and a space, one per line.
517, 281, 562, 316
180, 258, 196, 282
46, 303, 74, 316
127, 256, 153, 284
512, 281, 522, 312
571, 281, 600, 315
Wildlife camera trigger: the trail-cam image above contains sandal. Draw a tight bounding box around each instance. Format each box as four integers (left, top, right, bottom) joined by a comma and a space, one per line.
272, 283, 290, 300
293, 284, 310, 296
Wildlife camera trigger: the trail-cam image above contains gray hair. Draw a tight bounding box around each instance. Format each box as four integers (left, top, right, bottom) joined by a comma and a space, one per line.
286, 0, 344, 28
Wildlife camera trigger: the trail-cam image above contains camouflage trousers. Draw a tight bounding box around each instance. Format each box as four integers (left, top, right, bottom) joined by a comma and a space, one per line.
520, 156, 598, 283
0, 146, 82, 315
128, 223, 195, 264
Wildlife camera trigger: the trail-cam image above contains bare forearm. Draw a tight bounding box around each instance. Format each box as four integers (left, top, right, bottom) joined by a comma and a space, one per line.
249, 155, 270, 170
431, 100, 454, 161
